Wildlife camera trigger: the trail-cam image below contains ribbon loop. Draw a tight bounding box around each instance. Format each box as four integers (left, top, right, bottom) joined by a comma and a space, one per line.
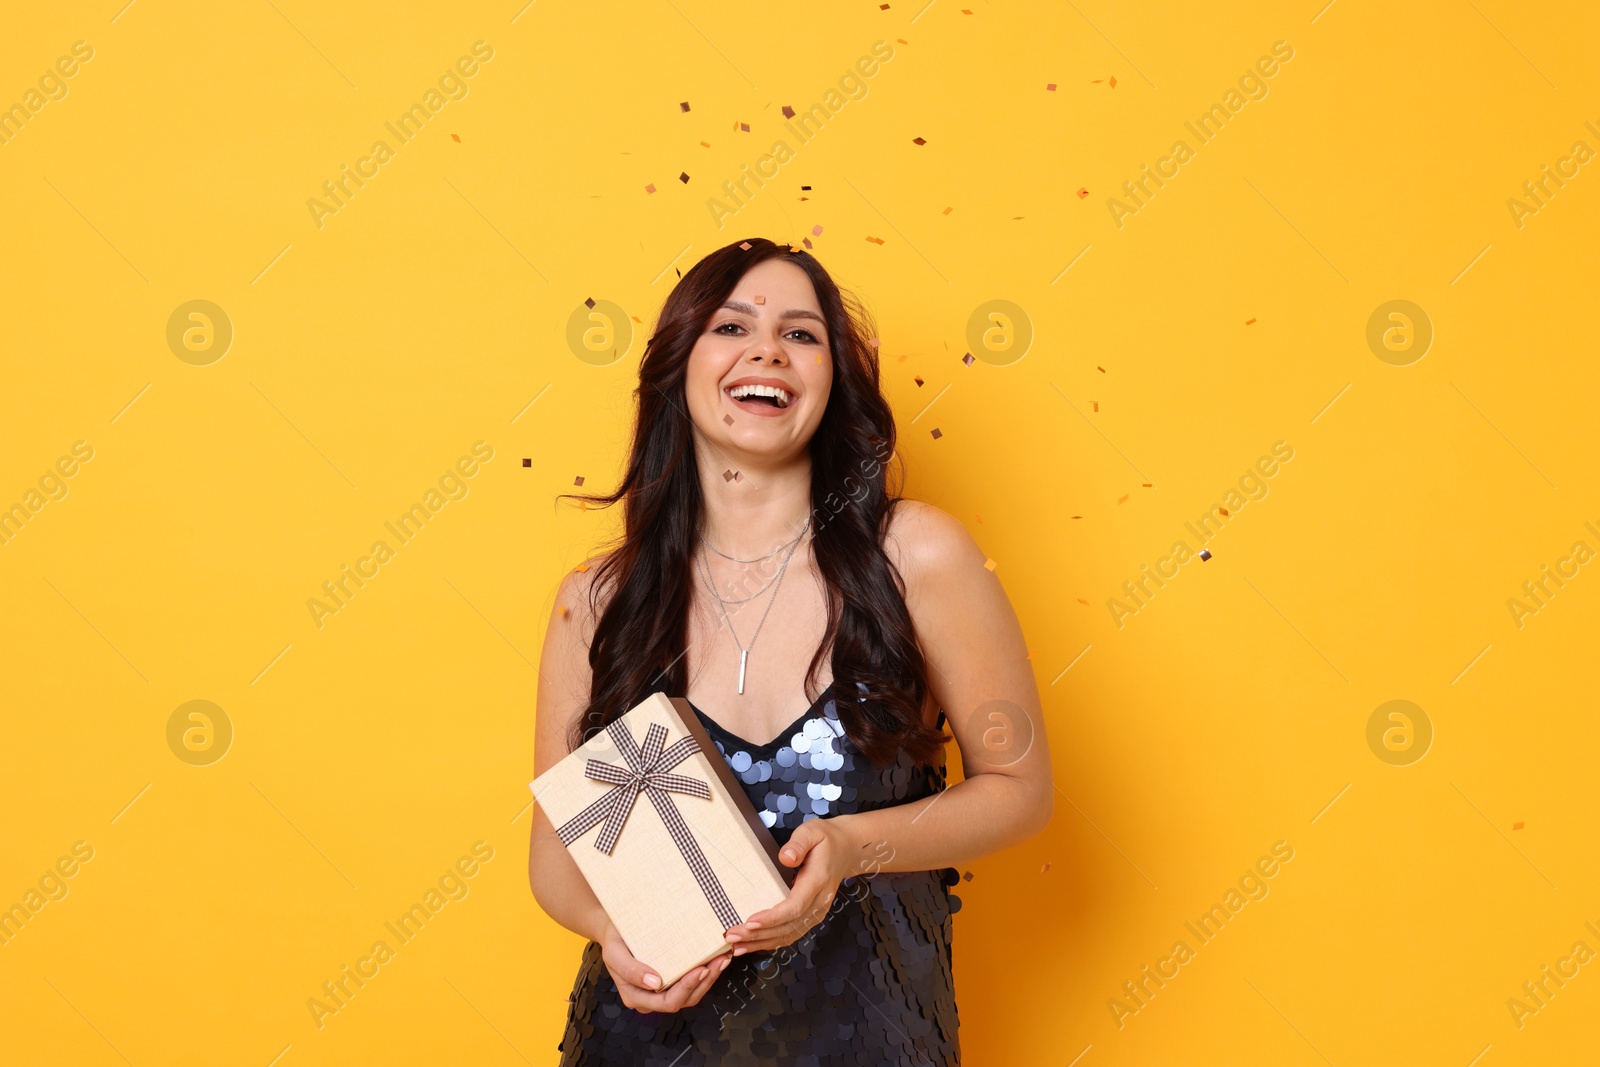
554, 716, 742, 931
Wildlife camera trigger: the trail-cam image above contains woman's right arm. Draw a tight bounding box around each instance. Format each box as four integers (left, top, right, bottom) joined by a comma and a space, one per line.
528, 562, 613, 944
527, 561, 731, 1009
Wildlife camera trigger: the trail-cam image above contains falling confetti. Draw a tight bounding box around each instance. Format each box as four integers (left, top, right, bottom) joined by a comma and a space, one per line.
1077, 598, 1089, 606
1077, 188, 1089, 199
812, 224, 823, 236
943, 206, 953, 214
521, 458, 531, 467
962, 870, 974, 881
1513, 821, 1524, 830
867, 337, 880, 348
574, 475, 585, 486
866, 236, 885, 244
914, 376, 925, 386
1097, 365, 1106, 373
983, 559, 997, 571
1046, 83, 1057, 91
1245, 318, 1257, 325
679, 172, 690, 183
575, 563, 590, 573
783, 105, 796, 118
723, 469, 736, 481
700, 140, 711, 148
723, 413, 734, 425
584, 297, 595, 308
975, 515, 983, 524
754, 295, 765, 304
1117, 494, 1129, 504
1041, 863, 1051, 873
1199, 549, 1212, 561
1071, 515, 1082, 519
913, 137, 926, 145
1218, 508, 1229, 516
1109, 75, 1117, 88
1142, 483, 1152, 487
930, 427, 943, 439
1092, 401, 1098, 412
739, 241, 752, 250
803, 237, 813, 249
451, 133, 460, 142
680, 101, 691, 112
800, 184, 811, 190
644, 183, 656, 193
962, 352, 974, 366
739, 122, 750, 132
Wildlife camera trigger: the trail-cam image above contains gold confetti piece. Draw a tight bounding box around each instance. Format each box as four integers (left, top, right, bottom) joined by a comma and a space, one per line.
913, 137, 926, 145
866, 236, 885, 244
803, 237, 813, 249
680, 102, 690, 112
914, 376, 924, 386
1142, 483, 1152, 487
561, 605, 570, 618
584, 296, 596, 308
1077, 188, 1089, 199
1092, 401, 1098, 412
574, 475, 585, 486
815, 353, 821, 363
962, 352, 974, 366
739, 122, 750, 132
700, 140, 711, 148
897, 354, 908, 362
1092, 80, 1102, 84
1109, 75, 1117, 88
812, 224, 823, 235
783, 105, 795, 118
724, 413, 734, 424
1096, 365, 1106, 373
1041, 863, 1051, 873
1077, 598, 1089, 606
1046, 83, 1056, 91
930, 427, 943, 439
867, 337, 880, 348
1071, 515, 1082, 519
943, 206, 953, 214
734, 471, 742, 481
896, 37, 907, 43
632, 316, 642, 322
753, 295, 765, 304
1117, 494, 1129, 504
983, 558, 996, 571
450, 133, 460, 142
962, 870, 973, 881
575, 563, 589, 573
522, 458, 531, 467
723, 469, 735, 481
1218, 507, 1229, 516
739, 241, 752, 250
644, 183, 656, 193
679, 172, 690, 183
1513, 821, 1524, 829
579, 500, 587, 511
1245, 317, 1256, 325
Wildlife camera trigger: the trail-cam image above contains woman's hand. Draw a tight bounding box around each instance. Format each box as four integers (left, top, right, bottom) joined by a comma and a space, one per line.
721, 815, 860, 955
599, 920, 731, 1012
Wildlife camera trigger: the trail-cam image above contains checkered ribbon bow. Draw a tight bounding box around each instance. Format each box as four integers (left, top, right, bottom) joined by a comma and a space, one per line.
555, 719, 742, 931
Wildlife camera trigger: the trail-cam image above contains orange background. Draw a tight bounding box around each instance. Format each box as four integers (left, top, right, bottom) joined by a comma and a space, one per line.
3, 1, 1598, 1064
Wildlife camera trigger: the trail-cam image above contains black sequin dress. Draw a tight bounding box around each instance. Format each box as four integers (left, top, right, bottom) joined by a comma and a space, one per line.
556, 680, 962, 1066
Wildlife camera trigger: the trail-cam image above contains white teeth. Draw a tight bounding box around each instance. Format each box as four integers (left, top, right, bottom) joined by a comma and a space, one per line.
727, 383, 791, 407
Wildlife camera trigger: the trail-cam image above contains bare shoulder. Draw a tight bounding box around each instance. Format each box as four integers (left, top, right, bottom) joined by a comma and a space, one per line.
536, 549, 617, 771
882, 498, 986, 594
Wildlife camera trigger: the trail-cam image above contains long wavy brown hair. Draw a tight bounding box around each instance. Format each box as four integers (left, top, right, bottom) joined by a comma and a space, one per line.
556, 237, 948, 768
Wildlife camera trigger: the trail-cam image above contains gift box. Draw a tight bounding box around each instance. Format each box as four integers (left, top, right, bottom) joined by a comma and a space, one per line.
530, 692, 794, 989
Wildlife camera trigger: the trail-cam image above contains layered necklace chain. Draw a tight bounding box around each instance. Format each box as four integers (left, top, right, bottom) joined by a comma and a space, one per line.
696, 516, 811, 694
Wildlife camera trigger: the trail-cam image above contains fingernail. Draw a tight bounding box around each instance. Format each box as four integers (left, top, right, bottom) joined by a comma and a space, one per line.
725, 932, 740, 942
643, 974, 660, 989
746, 921, 762, 929
733, 946, 746, 956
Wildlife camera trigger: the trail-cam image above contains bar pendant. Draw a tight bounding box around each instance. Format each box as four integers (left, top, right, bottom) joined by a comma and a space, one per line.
737, 649, 747, 694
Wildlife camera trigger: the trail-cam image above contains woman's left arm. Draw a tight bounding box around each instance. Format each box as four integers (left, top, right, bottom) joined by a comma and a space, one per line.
726, 501, 1055, 954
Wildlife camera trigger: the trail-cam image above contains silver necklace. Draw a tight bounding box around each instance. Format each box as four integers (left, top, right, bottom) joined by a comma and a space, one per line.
697, 516, 811, 694
703, 522, 807, 564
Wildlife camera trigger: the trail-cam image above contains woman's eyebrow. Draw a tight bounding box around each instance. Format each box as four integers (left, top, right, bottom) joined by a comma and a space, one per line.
719, 300, 826, 326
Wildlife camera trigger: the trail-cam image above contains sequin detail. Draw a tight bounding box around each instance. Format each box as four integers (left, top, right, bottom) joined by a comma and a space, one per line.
555, 682, 961, 1065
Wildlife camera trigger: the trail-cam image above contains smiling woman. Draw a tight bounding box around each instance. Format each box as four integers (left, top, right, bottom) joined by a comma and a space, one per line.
528, 236, 1053, 1066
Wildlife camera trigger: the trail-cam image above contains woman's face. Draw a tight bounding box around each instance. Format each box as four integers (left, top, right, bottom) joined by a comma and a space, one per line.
684, 258, 834, 464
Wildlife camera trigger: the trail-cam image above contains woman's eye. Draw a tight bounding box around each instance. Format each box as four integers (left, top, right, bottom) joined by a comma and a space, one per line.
787, 329, 819, 343
713, 322, 744, 335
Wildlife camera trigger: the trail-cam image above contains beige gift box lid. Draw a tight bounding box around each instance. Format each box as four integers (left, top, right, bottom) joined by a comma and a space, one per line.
531, 692, 793, 989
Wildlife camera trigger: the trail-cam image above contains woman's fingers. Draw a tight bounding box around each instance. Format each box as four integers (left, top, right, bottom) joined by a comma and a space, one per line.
613, 964, 708, 1012
599, 926, 664, 991
680, 954, 731, 1007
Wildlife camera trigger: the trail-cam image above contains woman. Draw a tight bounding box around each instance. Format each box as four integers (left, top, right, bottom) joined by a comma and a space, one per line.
529, 236, 1053, 1065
